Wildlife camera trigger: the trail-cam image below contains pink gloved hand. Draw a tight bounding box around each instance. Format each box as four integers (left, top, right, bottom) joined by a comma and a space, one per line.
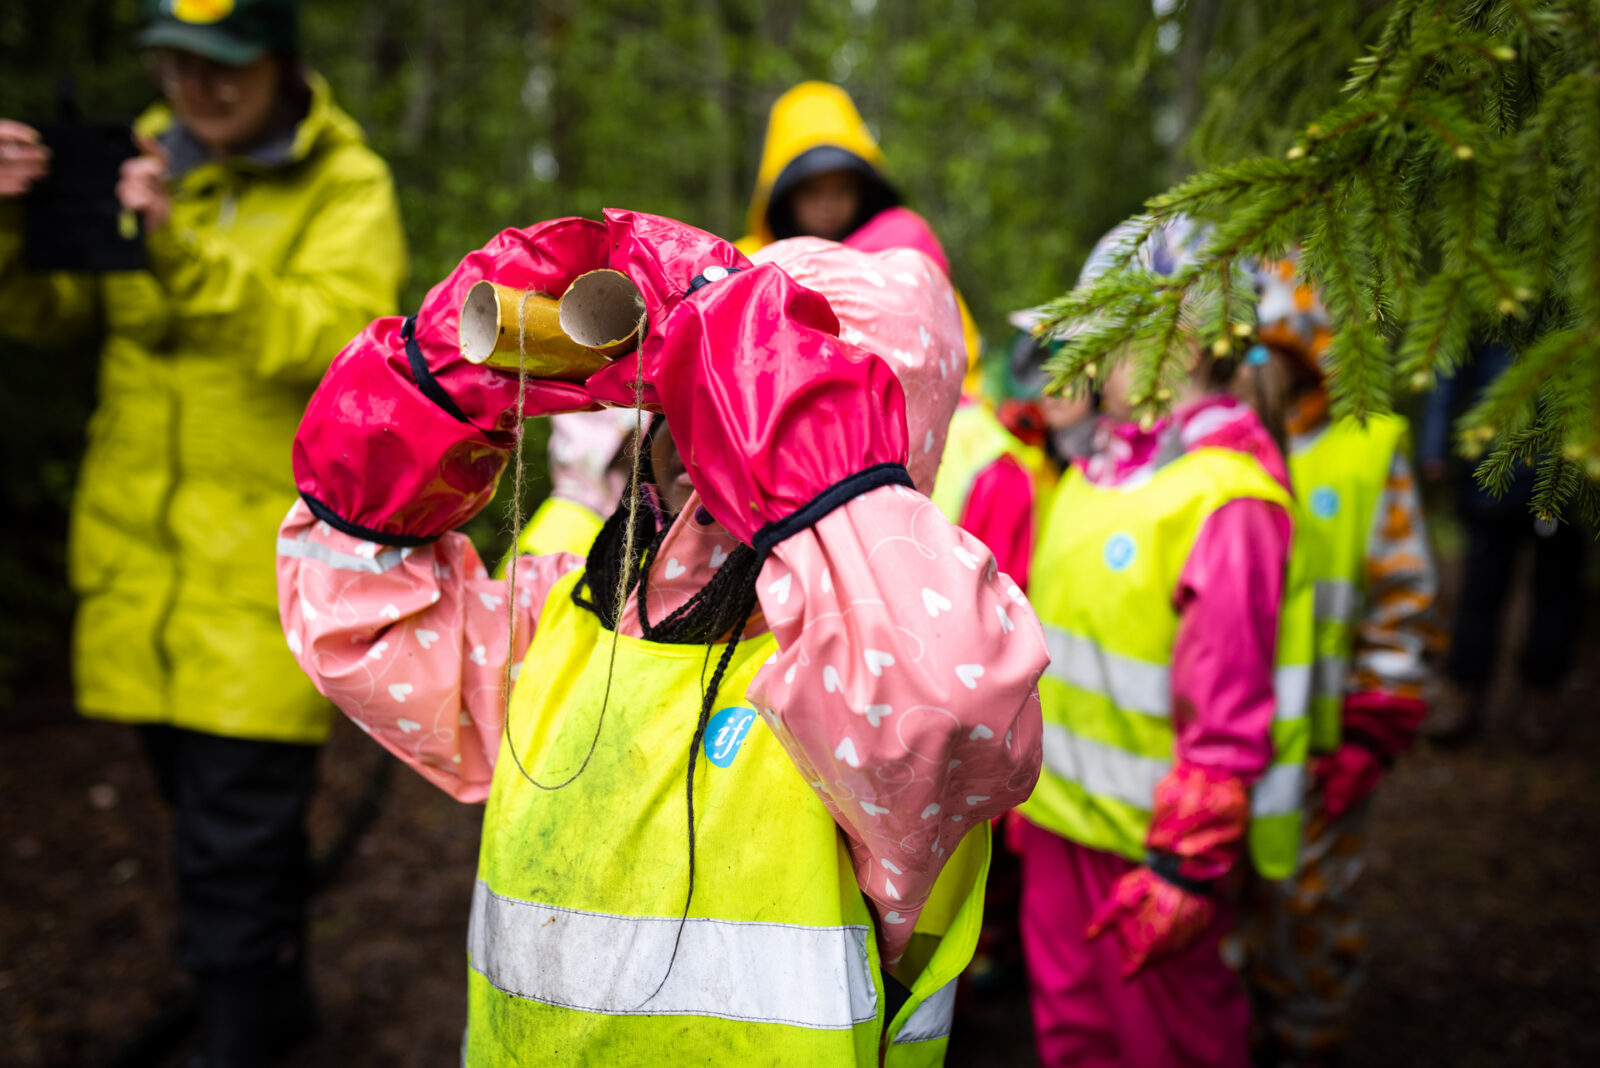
1312, 743, 1387, 819
293, 218, 610, 543
1085, 866, 1215, 979
586, 209, 911, 549
1314, 691, 1427, 818
1085, 763, 1248, 977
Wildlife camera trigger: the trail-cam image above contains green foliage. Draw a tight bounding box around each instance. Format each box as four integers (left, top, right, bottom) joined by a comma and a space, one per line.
1043, 0, 1600, 525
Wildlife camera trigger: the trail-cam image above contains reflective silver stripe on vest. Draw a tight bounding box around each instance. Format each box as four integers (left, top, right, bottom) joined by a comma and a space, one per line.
1043, 627, 1170, 719
1311, 654, 1349, 702
1313, 579, 1358, 624
1045, 626, 1309, 723
1041, 723, 1303, 819
276, 534, 409, 574
1274, 664, 1311, 723
467, 880, 878, 1030
892, 978, 957, 1044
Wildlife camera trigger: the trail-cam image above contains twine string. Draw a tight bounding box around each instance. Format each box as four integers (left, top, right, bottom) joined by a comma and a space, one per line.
499, 286, 646, 791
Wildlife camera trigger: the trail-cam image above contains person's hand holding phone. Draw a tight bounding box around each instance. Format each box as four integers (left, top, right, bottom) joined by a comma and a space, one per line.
116, 136, 171, 232
0, 120, 50, 198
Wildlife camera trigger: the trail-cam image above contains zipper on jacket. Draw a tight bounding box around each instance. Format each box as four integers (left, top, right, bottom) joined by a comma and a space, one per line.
218, 187, 238, 229
151, 379, 183, 695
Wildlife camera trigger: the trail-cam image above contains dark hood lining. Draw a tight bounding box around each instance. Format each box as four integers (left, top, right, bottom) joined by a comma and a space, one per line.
765, 145, 901, 242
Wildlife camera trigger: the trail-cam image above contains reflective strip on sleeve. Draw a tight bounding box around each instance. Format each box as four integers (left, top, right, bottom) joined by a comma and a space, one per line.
1043, 722, 1303, 819
892, 978, 957, 1045
1042, 627, 1170, 719
467, 880, 878, 1030
1313, 579, 1359, 624
276, 534, 409, 574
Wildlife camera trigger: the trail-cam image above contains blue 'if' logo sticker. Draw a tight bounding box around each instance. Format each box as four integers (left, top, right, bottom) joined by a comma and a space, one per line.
1103, 532, 1137, 572
705, 706, 758, 768
1310, 486, 1341, 520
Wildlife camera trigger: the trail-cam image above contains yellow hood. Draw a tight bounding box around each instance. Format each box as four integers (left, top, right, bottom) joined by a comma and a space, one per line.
739, 82, 897, 251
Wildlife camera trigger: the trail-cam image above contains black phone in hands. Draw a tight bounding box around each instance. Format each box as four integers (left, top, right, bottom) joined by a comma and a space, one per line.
23, 120, 147, 272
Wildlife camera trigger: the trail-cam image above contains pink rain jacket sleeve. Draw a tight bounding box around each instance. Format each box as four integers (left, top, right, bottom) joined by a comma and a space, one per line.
1169, 499, 1293, 784
1169, 399, 1294, 784
748, 484, 1046, 955
959, 455, 1037, 592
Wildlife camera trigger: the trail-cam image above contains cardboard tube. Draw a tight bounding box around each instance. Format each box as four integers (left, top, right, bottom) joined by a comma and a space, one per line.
558, 269, 646, 359
458, 280, 612, 380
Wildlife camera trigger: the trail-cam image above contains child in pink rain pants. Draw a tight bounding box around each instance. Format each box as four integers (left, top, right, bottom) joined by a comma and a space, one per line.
1016, 219, 1312, 1068
277, 212, 1046, 1066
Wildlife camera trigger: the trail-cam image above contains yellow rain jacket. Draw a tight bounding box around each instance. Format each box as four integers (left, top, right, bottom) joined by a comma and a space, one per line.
737, 81, 896, 253
736, 82, 982, 366
0, 75, 405, 744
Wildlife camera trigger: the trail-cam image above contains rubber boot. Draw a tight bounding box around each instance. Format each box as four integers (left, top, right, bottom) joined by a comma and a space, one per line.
192, 962, 317, 1068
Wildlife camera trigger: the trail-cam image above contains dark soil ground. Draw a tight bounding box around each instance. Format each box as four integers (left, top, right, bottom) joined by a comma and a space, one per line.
4, 572, 1598, 1067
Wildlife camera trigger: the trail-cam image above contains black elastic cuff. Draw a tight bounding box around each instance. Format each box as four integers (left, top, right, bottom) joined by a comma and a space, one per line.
1341, 727, 1397, 768
300, 493, 441, 548
1144, 850, 1217, 898
401, 315, 472, 425
750, 463, 914, 556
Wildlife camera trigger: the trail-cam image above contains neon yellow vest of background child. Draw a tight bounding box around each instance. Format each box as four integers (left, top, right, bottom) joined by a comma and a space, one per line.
930, 403, 1053, 527
493, 496, 607, 578
1019, 448, 1312, 880
516, 496, 605, 558
466, 570, 990, 1066
1287, 414, 1409, 753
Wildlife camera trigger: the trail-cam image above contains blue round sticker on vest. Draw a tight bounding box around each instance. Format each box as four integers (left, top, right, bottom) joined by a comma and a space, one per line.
705, 706, 758, 768
1310, 486, 1341, 520
1103, 532, 1137, 572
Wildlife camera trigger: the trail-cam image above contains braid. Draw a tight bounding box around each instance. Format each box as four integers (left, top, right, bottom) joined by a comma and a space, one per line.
637, 538, 764, 646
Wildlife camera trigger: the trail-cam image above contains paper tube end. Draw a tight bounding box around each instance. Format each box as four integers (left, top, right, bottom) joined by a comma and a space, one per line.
560, 270, 646, 358
459, 280, 501, 364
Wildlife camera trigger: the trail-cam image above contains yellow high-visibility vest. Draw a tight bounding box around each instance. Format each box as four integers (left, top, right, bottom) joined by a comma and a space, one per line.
1019, 448, 1313, 879
1287, 414, 1409, 752
466, 569, 990, 1066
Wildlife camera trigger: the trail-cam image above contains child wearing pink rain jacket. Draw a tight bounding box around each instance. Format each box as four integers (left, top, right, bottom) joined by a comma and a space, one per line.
277, 211, 1045, 1065
1017, 219, 1307, 1068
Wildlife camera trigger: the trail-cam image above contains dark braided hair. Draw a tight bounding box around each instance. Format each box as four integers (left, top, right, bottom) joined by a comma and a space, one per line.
569, 417, 767, 1005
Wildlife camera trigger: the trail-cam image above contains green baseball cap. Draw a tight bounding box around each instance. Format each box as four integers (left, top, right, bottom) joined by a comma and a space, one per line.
138, 0, 298, 67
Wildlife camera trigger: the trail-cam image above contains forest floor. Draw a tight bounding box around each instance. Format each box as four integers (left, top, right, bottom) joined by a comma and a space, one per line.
3, 563, 1598, 1067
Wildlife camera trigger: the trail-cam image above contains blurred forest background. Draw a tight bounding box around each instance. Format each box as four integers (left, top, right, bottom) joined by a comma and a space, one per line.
0, 0, 1387, 703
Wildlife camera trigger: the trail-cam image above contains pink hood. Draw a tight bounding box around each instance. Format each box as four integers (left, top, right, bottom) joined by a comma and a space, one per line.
750, 237, 967, 494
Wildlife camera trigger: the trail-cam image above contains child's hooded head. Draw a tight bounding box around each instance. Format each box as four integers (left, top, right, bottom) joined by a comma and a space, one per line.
748, 83, 901, 245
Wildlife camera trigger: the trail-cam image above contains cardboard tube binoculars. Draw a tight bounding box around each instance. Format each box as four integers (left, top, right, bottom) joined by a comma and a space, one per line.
458, 269, 646, 379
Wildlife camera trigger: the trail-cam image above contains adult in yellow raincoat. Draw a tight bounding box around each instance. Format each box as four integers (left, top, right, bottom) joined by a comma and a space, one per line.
0, 2, 402, 1063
